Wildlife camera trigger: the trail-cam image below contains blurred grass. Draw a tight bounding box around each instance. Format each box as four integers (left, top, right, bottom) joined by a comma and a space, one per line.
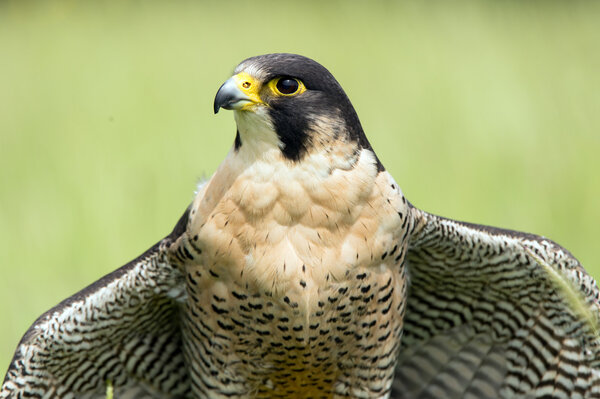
1, 0, 599, 377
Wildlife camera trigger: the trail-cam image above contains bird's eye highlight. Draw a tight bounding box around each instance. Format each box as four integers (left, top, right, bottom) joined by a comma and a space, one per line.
276, 78, 299, 94
274, 78, 302, 95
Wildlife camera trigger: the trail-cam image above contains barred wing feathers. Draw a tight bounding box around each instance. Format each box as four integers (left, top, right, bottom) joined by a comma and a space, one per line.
1, 210, 192, 399
393, 208, 600, 399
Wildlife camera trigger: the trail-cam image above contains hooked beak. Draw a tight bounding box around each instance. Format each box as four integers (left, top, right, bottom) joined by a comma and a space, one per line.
213, 73, 262, 114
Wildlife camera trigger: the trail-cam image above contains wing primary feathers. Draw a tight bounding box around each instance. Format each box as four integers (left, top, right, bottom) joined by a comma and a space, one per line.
1, 208, 192, 399
524, 246, 599, 339
394, 208, 600, 399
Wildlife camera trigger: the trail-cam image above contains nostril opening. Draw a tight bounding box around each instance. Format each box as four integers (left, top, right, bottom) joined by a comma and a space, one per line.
242, 81, 251, 89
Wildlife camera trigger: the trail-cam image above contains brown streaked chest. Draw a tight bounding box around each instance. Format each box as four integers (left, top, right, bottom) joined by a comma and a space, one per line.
178, 148, 412, 397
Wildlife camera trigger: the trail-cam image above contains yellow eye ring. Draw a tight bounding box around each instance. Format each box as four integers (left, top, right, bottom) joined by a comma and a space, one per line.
269, 77, 307, 96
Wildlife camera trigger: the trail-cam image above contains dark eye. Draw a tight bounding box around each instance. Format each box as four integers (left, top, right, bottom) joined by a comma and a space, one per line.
276, 78, 300, 95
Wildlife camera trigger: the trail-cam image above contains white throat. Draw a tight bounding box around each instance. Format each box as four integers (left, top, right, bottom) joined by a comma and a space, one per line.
233, 108, 283, 164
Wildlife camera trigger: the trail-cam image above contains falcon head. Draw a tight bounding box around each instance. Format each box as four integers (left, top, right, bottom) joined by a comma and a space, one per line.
214, 53, 382, 169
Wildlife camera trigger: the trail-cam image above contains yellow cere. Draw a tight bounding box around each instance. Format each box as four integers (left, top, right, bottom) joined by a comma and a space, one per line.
232, 72, 264, 110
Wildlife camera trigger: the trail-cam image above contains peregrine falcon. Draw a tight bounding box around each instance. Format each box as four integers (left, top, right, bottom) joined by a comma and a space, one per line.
2, 53, 599, 399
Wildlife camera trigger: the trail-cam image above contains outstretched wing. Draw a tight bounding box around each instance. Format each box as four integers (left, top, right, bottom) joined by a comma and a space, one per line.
393, 207, 600, 399
1, 209, 192, 399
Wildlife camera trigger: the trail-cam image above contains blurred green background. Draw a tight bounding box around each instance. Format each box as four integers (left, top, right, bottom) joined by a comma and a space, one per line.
1, 0, 599, 377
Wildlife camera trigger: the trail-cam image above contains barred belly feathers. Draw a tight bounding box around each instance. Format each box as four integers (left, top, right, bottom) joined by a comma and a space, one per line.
2, 54, 599, 399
